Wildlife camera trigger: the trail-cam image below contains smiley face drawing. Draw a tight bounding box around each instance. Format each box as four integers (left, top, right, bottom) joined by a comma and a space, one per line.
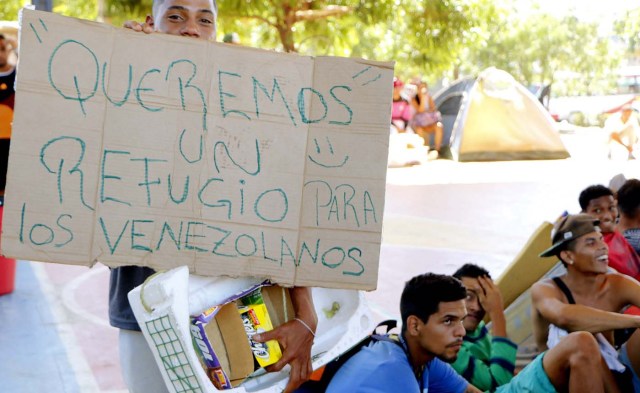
308, 136, 349, 168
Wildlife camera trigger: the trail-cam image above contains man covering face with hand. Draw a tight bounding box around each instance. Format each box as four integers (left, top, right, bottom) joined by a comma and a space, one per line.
451, 264, 516, 391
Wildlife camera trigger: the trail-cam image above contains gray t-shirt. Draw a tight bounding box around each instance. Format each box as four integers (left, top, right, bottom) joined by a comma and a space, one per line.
108, 266, 155, 330
623, 228, 640, 256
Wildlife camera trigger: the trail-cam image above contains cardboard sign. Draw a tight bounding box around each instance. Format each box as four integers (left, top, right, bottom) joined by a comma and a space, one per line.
1, 9, 393, 289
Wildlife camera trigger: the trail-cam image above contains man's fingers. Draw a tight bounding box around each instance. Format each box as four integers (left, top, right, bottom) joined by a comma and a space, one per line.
123, 21, 155, 34
476, 285, 489, 304
283, 361, 312, 393
253, 329, 278, 343
264, 351, 294, 373
284, 371, 303, 392
484, 275, 497, 287
302, 361, 312, 381
476, 279, 488, 296
478, 276, 496, 292
254, 318, 313, 389
285, 365, 302, 392
476, 277, 489, 295
264, 361, 285, 373
123, 20, 143, 31
477, 292, 487, 304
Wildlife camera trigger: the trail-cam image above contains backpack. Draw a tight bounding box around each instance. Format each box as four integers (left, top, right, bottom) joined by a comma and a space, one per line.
295, 320, 400, 392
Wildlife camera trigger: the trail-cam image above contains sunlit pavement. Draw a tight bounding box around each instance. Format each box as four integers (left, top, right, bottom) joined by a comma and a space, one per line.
1, 127, 637, 392
0, 261, 125, 393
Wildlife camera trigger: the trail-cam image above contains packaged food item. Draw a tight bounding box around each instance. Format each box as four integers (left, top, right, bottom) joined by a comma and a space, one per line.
191, 306, 233, 390
237, 288, 282, 368
189, 284, 289, 389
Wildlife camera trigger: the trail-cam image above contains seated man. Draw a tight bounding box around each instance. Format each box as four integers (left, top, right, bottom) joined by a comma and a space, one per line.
617, 179, 640, 255
579, 184, 640, 281
451, 264, 517, 391
535, 213, 640, 391
326, 272, 617, 393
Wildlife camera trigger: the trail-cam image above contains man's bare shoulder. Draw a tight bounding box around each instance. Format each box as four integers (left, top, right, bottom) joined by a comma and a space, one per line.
603, 271, 640, 289
604, 270, 633, 280
531, 277, 569, 307
532, 277, 563, 293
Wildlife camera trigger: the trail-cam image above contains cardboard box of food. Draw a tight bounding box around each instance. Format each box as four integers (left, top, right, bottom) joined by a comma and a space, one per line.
191, 285, 295, 388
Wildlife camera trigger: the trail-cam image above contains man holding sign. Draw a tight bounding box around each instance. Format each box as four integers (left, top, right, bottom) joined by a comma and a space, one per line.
110, 1, 316, 392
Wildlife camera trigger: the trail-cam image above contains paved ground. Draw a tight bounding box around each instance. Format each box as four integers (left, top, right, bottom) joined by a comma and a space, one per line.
1, 127, 637, 392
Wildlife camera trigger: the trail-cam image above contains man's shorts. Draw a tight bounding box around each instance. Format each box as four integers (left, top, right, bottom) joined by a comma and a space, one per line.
618, 342, 640, 392
496, 352, 557, 393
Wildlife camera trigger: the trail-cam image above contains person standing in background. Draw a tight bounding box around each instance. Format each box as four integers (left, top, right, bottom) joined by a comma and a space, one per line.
0, 33, 17, 195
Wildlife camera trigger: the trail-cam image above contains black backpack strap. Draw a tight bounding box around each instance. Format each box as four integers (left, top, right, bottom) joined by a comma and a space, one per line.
371, 319, 398, 335
370, 320, 405, 350
552, 277, 576, 304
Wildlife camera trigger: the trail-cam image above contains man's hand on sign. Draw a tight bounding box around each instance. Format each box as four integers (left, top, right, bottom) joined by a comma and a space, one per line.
123, 20, 154, 34
253, 287, 316, 392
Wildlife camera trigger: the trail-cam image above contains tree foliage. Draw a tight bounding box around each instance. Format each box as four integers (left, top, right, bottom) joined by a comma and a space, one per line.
51, 0, 152, 26
53, 0, 98, 20
2, 0, 632, 96
0, 1, 29, 21
614, 7, 640, 58
463, 10, 620, 95
216, 0, 498, 85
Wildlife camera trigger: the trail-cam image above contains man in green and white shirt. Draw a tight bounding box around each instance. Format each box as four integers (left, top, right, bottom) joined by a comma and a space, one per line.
451, 264, 517, 392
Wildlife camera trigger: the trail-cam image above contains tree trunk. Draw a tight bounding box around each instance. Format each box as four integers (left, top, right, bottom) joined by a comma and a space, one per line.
277, 25, 296, 52
453, 64, 460, 81
97, 0, 105, 22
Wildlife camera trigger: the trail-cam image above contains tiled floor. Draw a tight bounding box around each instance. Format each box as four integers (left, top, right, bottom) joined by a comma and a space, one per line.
1, 260, 79, 393
0, 260, 127, 393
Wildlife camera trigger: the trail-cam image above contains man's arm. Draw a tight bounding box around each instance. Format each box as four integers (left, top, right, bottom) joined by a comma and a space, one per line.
123, 20, 155, 34
253, 286, 317, 393
531, 279, 640, 333
613, 273, 640, 310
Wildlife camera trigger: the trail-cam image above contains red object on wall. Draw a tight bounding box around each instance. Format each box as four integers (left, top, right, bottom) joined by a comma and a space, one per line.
0, 203, 16, 295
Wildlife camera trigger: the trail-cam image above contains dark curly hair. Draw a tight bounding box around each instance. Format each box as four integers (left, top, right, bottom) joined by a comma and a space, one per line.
400, 273, 466, 332
617, 179, 640, 219
452, 263, 490, 280
579, 185, 613, 211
